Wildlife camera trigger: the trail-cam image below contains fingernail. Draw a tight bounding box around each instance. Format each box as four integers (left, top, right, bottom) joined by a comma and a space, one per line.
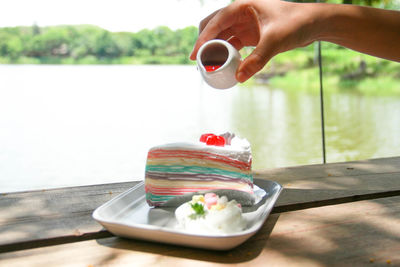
189, 48, 196, 60
236, 71, 247, 83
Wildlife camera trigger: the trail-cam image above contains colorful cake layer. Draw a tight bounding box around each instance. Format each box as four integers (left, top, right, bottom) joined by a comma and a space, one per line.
145, 133, 253, 207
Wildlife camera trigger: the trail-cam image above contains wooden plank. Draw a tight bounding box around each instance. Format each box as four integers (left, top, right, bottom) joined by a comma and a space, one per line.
257, 156, 400, 209
1, 196, 399, 267
0, 182, 138, 251
254, 156, 400, 184
1, 157, 400, 252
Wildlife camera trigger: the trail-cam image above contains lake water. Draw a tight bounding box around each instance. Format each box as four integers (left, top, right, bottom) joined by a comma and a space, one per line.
1, 65, 399, 193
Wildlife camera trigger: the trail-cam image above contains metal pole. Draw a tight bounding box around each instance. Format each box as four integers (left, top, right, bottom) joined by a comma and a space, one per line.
318, 40, 326, 164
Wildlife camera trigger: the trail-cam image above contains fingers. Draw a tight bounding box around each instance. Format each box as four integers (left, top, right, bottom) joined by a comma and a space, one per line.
198, 9, 221, 34
190, 11, 223, 60
190, 2, 242, 60
236, 34, 275, 83
189, 11, 226, 60
227, 36, 244, 51
216, 28, 236, 41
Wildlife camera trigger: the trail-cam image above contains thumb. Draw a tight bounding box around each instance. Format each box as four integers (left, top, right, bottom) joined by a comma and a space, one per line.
236, 37, 274, 83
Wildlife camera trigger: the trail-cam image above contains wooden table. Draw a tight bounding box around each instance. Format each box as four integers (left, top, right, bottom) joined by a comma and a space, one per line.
1, 157, 400, 266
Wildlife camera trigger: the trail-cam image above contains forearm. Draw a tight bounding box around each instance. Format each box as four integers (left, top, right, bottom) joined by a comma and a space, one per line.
311, 3, 400, 62
190, 0, 399, 82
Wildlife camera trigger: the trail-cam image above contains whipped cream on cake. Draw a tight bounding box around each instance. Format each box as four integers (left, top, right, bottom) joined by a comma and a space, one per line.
145, 132, 253, 207
175, 193, 246, 234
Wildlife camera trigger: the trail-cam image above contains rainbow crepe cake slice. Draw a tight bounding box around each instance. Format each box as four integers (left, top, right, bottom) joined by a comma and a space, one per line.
145, 132, 253, 207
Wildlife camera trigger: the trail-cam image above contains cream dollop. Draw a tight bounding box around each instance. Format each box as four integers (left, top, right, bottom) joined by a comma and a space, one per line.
151, 132, 252, 164
175, 194, 246, 234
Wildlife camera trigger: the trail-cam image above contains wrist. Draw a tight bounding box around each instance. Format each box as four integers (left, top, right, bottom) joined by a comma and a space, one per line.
303, 3, 333, 44
310, 3, 367, 44
286, 2, 329, 48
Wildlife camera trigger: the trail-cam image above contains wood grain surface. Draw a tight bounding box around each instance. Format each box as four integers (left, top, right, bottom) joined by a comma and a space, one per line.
1, 157, 400, 266
1, 196, 398, 266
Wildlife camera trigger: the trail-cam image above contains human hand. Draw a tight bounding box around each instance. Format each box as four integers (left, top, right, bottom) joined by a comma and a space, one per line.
190, 0, 317, 83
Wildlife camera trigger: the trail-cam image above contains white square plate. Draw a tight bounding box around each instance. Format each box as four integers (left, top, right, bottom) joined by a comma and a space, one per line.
92, 178, 282, 250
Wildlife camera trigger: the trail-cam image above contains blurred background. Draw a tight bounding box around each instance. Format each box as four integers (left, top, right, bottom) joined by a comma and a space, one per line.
1, 0, 399, 192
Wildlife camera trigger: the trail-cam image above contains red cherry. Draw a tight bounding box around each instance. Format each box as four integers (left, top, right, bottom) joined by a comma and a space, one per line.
200, 133, 225, 147
215, 136, 226, 147
200, 133, 215, 143
205, 65, 222, 72
205, 135, 217, 145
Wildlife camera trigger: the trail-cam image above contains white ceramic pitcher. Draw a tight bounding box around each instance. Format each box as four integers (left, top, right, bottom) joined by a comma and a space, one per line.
196, 39, 241, 89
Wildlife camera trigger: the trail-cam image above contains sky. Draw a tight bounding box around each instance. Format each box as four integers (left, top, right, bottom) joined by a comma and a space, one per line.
0, 0, 230, 32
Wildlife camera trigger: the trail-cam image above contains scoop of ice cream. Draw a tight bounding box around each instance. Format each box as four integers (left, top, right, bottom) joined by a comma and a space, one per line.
175, 194, 246, 234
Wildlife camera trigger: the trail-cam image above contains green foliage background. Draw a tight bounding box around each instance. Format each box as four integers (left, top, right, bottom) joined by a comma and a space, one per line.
0, 0, 399, 95
0, 24, 198, 64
